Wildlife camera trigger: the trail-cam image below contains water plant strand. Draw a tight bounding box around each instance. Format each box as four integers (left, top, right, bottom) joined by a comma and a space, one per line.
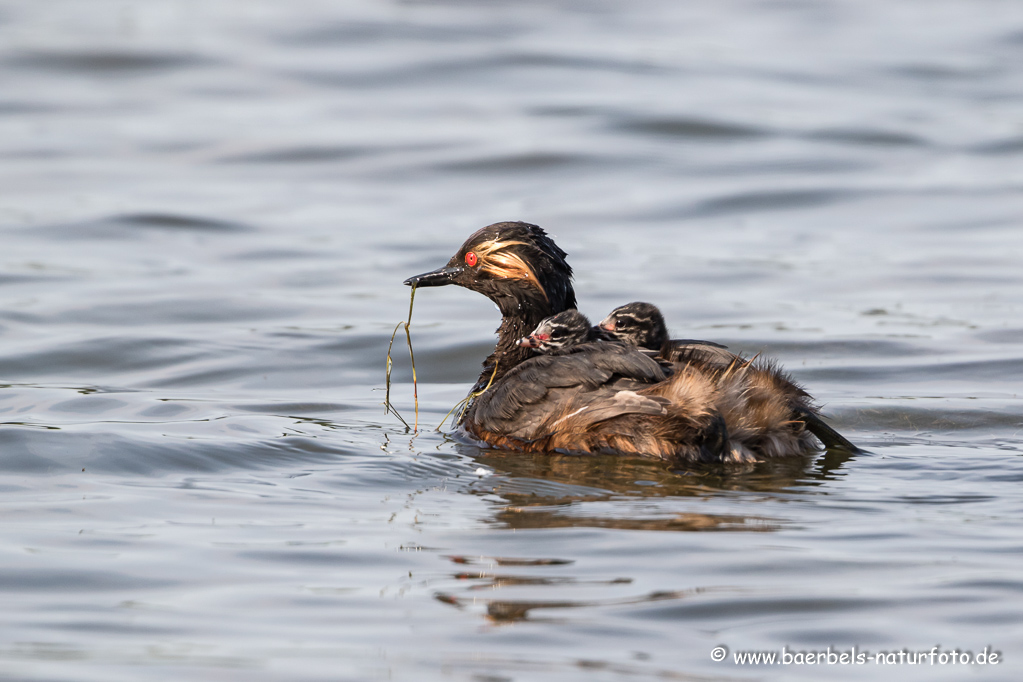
384, 284, 418, 431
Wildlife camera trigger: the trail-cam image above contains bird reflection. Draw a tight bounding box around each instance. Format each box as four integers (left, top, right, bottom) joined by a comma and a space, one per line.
426, 440, 859, 625
436, 581, 712, 624
454, 443, 859, 532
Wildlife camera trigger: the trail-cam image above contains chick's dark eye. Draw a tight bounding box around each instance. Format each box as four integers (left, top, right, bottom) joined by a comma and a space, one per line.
464, 252, 478, 267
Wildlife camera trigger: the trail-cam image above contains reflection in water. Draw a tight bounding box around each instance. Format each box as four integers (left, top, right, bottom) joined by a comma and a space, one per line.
436, 550, 716, 624
445, 555, 573, 566
453, 572, 632, 590
490, 508, 779, 532
456, 444, 859, 532
423, 445, 859, 625
446, 591, 709, 624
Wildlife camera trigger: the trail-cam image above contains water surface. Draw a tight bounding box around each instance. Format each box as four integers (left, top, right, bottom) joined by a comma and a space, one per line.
1, 0, 1023, 680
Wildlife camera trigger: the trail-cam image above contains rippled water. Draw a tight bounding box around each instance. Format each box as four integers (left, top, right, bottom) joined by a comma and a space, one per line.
2, 0, 1023, 679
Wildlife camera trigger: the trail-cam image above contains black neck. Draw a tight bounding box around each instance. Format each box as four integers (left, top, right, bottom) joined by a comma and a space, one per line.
472, 297, 563, 392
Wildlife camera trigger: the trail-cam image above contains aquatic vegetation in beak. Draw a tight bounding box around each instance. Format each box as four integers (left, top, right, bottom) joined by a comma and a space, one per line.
385, 285, 419, 431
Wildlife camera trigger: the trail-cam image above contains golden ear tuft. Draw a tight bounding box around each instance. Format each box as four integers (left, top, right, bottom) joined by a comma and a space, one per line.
472, 239, 547, 299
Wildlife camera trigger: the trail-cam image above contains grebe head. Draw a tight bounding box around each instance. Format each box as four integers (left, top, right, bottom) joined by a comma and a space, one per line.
599, 301, 668, 350
517, 310, 593, 354
404, 221, 576, 317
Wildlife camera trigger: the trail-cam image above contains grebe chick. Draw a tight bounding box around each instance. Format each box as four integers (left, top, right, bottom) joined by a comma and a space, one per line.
599, 301, 729, 363
518, 310, 602, 354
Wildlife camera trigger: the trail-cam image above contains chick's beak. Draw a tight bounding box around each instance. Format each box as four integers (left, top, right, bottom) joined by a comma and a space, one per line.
517, 335, 541, 348
403, 265, 464, 287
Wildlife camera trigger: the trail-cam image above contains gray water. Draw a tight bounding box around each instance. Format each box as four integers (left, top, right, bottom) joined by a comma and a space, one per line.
2, 1, 1023, 680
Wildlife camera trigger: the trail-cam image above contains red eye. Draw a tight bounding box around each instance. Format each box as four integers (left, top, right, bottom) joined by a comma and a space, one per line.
464, 252, 478, 267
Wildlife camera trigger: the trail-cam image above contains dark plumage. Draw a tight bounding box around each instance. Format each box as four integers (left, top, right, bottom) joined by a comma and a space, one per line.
405, 222, 575, 393
503, 309, 730, 459
599, 301, 859, 453
404, 221, 857, 463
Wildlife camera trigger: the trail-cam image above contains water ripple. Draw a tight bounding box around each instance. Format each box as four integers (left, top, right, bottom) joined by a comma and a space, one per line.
5, 49, 214, 73
613, 115, 767, 140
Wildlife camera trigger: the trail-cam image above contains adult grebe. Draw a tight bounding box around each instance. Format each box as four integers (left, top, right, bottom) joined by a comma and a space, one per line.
404, 221, 855, 462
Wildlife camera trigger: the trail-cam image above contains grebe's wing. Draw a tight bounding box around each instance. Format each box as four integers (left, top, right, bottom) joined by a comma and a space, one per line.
469, 346, 670, 440
666, 342, 737, 365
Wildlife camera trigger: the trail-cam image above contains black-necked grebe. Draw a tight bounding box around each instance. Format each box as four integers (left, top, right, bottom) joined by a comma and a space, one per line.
404, 221, 855, 463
